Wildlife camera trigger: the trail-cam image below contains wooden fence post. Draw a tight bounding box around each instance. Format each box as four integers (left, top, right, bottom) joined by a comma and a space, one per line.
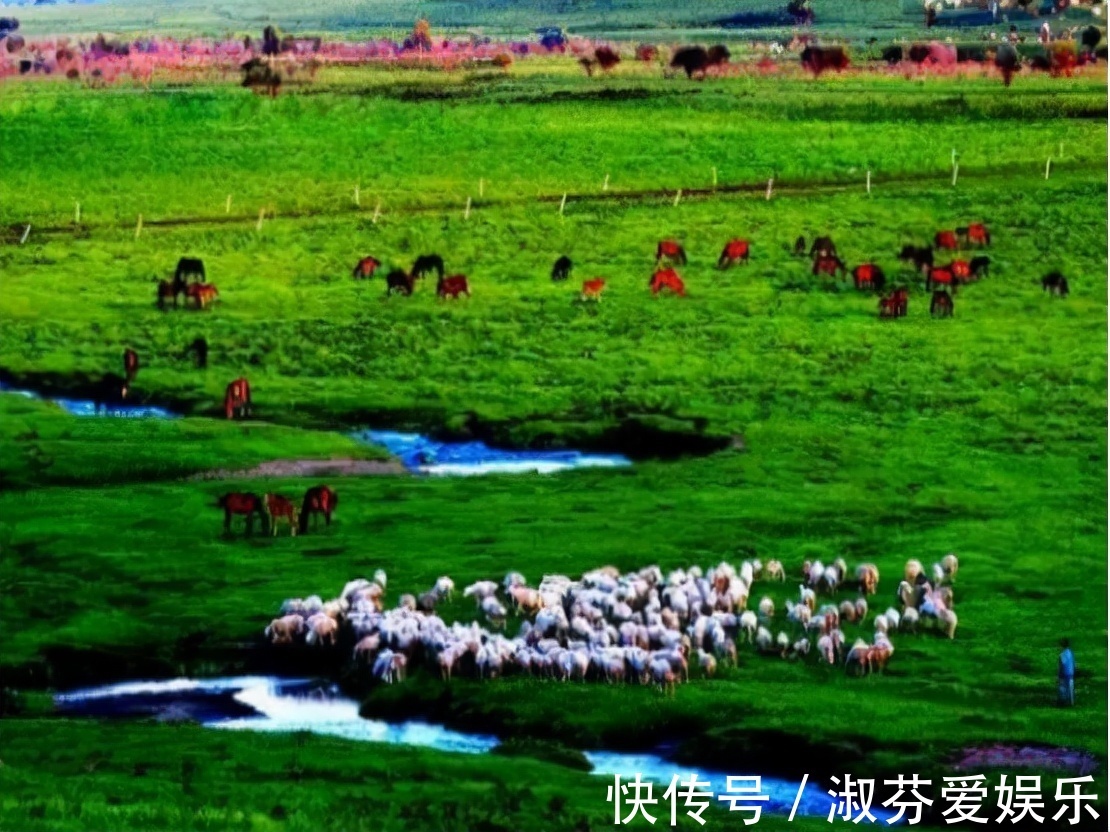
765, 178, 773, 200
866, 170, 871, 195
20, 224, 30, 244
135, 214, 143, 239
257, 208, 265, 231
951, 163, 959, 187
464, 197, 472, 220
372, 199, 381, 224
74, 202, 81, 224
559, 193, 567, 216
479, 178, 485, 198
603, 174, 609, 191
1045, 158, 1052, 180
673, 188, 682, 207
226, 195, 232, 214
354, 184, 360, 207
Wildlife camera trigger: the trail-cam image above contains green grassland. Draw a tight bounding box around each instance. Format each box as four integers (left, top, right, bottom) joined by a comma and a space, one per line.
0, 62, 1106, 831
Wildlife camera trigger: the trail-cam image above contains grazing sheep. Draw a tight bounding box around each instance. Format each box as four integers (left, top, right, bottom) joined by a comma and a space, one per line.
791, 637, 811, 658
931, 563, 945, 586
817, 633, 836, 664
755, 626, 773, 652
942, 553, 959, 579
697, 649, 718, 678
775, 631, 790, 655
481, 596, 508, 628
839, 600, 857, 623
867, 636, 893, 672
765, 559, 785, 581
758, 596, 775, 619
264, 614, 304, 644
305, 613, 338, 647
416, 590, 440, 613
845, 639, 871, 676
905, 559, 924, 584
901, 608, 919, 633
883, 608, 901, 631
938, 608, 958, 639
819, 565, 840, 594
739, 610, 758, 642
856, 563, 879, 595
373, 569, 387, 589
509, 585, 544, 615
874, 614, 890, 635
799, 585, 816, 611
435, 576, 455, 600
854, 598, 868, 624
398, 593, 416, 611
833, 558, 848, 582
898, 580, 917, 610
464, 580, 499, 603
353, 633, 381, 662
504, 571, 527, 590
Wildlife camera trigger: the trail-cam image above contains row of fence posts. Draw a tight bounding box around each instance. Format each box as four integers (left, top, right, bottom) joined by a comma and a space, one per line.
21, 150, 1067, 245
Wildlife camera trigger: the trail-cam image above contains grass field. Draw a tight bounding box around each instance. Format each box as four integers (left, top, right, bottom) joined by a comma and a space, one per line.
0, 50, 1106, 832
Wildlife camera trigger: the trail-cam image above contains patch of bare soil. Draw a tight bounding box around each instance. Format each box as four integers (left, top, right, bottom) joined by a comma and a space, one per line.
189, 458, 406, 480
953, 743, 1099, 775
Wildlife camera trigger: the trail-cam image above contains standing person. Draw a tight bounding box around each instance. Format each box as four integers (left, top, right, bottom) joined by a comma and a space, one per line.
1057, 638, 1075, 706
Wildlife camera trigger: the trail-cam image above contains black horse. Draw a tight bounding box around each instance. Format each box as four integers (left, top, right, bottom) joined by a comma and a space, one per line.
551, 255, 573, 281
184, 337, 209, 369
175, 258, 206, 284
898, 245, 934, 273
930, 290, 954, 318
969, 256, 991, 280
412, 254, 445, 281
1042, 272, 1069, 297
809, 236, 837, 259
385, 270, 416, 296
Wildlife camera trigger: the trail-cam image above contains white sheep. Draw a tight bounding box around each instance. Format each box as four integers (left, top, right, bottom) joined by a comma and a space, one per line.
854, 598, 868, 624
739, 611, 758, 642
758, 596, 775, 619
904, 559, 924, 584
883, 607, 901, 631
373, 569, 388, 589
942, 553, 959, 579
464, 581, 499, 603
765, 559, 785, 582
938, 608, 958, 639
900, 608, 919, 633
874, 614, 890, 635
697, 649, 718, 678
435, 576, 455, 600
755, 626, 773, 651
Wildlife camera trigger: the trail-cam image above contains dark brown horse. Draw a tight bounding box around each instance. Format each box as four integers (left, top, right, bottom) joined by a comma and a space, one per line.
299, 485, 338, 533
385, 270, 416, 296
930, 290, 954, 318
155, 276, 186, 310
353, 256, 381, 279
264, 493, 299, 536
412, 254, 445, 281
218, 492, 266, 536
437, 275, 470, 299
123, 348, 140, 381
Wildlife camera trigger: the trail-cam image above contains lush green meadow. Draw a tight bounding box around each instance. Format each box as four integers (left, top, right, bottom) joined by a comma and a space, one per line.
0, 58, 1106, 831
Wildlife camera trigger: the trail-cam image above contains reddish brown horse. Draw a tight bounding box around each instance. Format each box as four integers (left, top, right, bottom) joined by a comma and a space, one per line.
656, 240, 687, 265
934, 230, 959, 251
218, 492, 265, 536
926, 267, 956, 293
717, 239, 750, 268
948, 260, 972, 284
187, 283, 219, 309
299, 485, 338, 534
959, 223, 990, 247
650, 269, 685, 296
123, 348, 140, 381
852, 264, 885, 291
812, 255, 847, 277
353, 256, 381, 279
580, 278, 606, 302
930, 290, 954, 318
225, 378, 251, 420
264, 493, 299, 536
437, 275, 470, 299
879, 288, 909, 319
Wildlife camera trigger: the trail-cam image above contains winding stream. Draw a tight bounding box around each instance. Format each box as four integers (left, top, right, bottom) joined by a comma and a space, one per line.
55, 676, 843, 820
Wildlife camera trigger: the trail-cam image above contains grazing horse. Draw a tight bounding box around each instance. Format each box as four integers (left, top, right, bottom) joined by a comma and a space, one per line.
437, 275, 470, 299
385, 270, 416, 296
122, 348, 140, 381
225, 377, 251, 420
809, 236, 836, 259
656, 240, 686, 265
800, 46, 850, 77
898, 245, 933, 273
551, 255, 573, 281
879, 288, 908, 319
1042, 272, 1069, 297
959, 223, 990, 247
175, 257, 206, 284
812, 255, 847, 277
94, 373, 130, 413
263, 493, 299, 537
717, 239, 750, 268
186, 283, 219, 310
852, 264, 885, 292
650, 269, 685, 296
412, 254, 445, 281
930, 290, 954, 318
948, 260, 972, 284
580, 278, 606, 302
299, 485, 338, 534
792, 236, 807, 257
155, 277, 185, 310
969, 256, 990, 280
926, 267, 956, 293
934, 230, 959, 251
185, 337, 209, 369
217, 492, 265, 536
352, 256, 381, 279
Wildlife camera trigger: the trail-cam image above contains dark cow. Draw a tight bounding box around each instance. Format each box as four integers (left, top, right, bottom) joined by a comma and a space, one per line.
218, 492, 265, 536
898, 245, 934, 273
930, 290, 954, 318
241, 57, 281, 97
437, 275, 470, 299
812, 255, 847, 277
552, 255, 573, 281
386, 270, 416, 296
881, 45, 903, 65
299, 485, 339, 533
123, 348, 140, 381
717, 239, 750, 268
412, 254, 445, 281
1042, 272, 1069, 297
225, 377, 251, 420
908, 43, 931, 64
670, 45, 729, 79
801, 46, 850, 77
352, 256, 381, 279
969, 256, 991, 280
175, 257, 206, 284
650, 269, 685, 296
852, 264, 886, 292
995, 42, 1020, 87
261, 25, 281, 57
584, 45, 621, 75
185, 337, 209, 369
656, 240, 687, 265
94, 373, 130, 414
934, 230, 959, 251
809, 236, 837, 258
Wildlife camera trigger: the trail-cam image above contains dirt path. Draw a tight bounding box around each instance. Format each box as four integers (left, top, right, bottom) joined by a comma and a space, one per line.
189, 458, 407, 480
953, 743, 1100, 775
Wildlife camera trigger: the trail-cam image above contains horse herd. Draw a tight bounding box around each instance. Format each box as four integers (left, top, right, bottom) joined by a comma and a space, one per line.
217, 484, 338, 536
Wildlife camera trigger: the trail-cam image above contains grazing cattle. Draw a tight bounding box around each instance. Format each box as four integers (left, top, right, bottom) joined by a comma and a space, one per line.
717, 239, 750, 268
581, 45, 620, 76
185, 337, 209, 369
352, 256, 381, 279
551, 255, 573, 281
412, 254, 445, 281
94, 373, 130, 414
969, 256, 991, 280
225, 377, 251, 420
898, 245, 933, 273
581, 278, 606, 302
800, 46, 850, 77
669, 45, 729, 79
437, 275, 470, 299
934, 230, 959, 251
812, 255, 847, 277
263, 493, 298, 537
122, 348, 140, 381
300, 485, 338, 533
656, 239, 686, 265
948, 260, 972, 283
385, 270, 416, 296
809, 236, 836, 258
926, 267, 956, 293
155, 277, 185, 310
217, 492, 265, 536
650, 269, 686, 296
881, 45, 903, 64
930, 290, 954, 318
1042, 272, 1069, 297
175, 258, 206, 284
962, 223, 990, 247
186, 283, 219, 310
852, 264, 886, 292
793, 236, 807, 257
995, 42, 1020, 87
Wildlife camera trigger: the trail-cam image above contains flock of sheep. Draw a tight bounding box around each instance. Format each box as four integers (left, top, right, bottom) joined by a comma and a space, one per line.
264, 553, 960, 692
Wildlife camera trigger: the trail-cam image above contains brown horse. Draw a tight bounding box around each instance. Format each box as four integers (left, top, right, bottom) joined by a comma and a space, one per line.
930, 290, 954, 318
650, 269, 685, 296
225, 378, 251, 420
300, 485, 338, 534
264, 493, 299, 536
217, 492, 265, 536
187, 283, 219, 310
353, 256, 381, 279
656, 239, 686, 265
852, 264, 885, 292
437, 275, 470, 299
580, 278, 606, 302
123, 348, 140, 381
812, 255, 847, 277
718, 239, 750, 268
